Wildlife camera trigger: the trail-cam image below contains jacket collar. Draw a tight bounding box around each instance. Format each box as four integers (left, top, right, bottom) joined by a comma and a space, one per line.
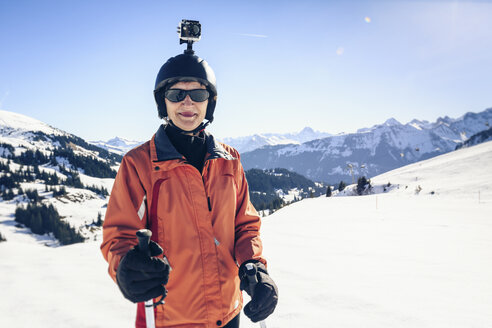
151, 124, 235, 162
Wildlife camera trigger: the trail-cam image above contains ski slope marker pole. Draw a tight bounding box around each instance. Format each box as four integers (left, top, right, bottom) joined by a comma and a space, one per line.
136, 229, 156, 328
245, 263, 267, 328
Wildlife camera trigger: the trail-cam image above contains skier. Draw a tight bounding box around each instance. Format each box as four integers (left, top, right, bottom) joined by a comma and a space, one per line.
100, 36, 278, 327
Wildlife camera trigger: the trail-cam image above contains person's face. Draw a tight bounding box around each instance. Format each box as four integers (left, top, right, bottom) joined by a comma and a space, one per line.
165, 81, 208, 132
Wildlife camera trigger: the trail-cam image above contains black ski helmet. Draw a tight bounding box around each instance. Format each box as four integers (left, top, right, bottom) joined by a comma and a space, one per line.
153, 53, 217, 122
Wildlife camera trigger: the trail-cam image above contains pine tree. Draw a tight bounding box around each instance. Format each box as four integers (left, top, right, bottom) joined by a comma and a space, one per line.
31, 212, 44, 235
14, 203, 86, 244
356, 176, 371, 195
326, 185, 332, 197
5, 188, 15, 200
95, 212, 103, 227
25, 189, 43, 203
338, 181, 346, 192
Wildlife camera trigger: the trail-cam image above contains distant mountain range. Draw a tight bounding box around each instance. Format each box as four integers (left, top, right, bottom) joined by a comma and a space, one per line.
89, 137, 143, 156
220, 127, 332, 153
89, 126, 331, 155
240, 108, 492, 183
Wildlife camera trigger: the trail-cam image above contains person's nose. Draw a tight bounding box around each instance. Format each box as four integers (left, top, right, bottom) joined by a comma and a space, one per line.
182, 95, 193, 106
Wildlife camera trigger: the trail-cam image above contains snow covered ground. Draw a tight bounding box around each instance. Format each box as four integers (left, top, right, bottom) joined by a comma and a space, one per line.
1, 142, 492, 327
261, 195, 492, 328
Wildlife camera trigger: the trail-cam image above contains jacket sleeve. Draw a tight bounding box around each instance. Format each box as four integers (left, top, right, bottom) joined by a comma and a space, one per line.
100, 155, 149, 282
233, 157, 267, 267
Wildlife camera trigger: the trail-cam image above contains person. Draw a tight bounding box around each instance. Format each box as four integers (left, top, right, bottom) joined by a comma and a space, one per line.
100, 49, 278, 328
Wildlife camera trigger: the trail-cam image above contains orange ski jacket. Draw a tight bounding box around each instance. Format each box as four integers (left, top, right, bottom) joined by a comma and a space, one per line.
101, 125, 265, 328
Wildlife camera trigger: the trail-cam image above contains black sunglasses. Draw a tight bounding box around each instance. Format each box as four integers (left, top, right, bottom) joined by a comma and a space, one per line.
164, 89, 210, 103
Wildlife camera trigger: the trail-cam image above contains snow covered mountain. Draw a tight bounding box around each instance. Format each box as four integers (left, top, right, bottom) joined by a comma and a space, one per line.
2, 138, 491, 328
0, 110, 65, 137
0, 109, 120, 244
89, 136, 144, 156
241, 108, 492, 183
220, 127, 332, 154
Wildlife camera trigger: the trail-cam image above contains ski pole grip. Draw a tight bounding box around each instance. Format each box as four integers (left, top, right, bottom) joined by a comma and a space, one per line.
245, 263, 258, 297
136, 229, 152, 257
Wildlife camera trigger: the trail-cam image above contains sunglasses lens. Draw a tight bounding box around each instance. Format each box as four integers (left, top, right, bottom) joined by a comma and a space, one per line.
164, 89, 209, 102
164, 89, 186, 102
189, 89, 209, 102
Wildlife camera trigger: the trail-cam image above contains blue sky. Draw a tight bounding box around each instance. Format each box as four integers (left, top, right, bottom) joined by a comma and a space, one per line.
1, 0, 491, 141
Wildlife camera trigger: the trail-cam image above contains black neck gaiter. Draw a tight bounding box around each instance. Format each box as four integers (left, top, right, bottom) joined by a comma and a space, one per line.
165, 123, 208, 173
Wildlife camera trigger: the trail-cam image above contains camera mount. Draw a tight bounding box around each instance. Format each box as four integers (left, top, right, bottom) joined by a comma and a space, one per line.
177, 19, 201, 55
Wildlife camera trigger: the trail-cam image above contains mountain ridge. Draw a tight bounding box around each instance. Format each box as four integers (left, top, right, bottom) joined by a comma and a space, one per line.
89, 136, 143, 156
240, 107, 492, 183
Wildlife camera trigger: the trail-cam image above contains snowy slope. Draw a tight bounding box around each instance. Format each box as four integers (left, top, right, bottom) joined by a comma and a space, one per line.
0, 109, 118, 243
0, 109, 66, 136
369, 140, 492, 199
0, 109, 69, 155
1, 140, 492, 327
0, 109, 118, 163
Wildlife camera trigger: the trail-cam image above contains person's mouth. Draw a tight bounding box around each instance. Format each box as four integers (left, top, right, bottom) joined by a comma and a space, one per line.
179, 112, 196, 118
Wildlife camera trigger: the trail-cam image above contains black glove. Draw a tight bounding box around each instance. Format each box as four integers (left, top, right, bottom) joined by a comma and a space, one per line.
239, 260, 278, 322
116, 241, 170, 303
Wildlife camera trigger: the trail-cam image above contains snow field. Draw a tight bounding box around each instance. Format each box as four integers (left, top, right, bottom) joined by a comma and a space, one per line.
256, 194, 492, 328
0, 241, 134, 328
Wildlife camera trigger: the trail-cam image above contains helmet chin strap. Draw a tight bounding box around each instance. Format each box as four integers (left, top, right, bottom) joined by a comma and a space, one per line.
165, 119, 210, 136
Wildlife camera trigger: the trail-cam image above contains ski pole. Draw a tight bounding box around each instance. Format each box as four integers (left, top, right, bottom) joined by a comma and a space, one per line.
245, 263, 267, 328
136, 229, 157, 328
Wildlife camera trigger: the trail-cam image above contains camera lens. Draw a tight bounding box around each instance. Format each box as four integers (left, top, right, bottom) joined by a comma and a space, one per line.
192, 25, 200, 36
